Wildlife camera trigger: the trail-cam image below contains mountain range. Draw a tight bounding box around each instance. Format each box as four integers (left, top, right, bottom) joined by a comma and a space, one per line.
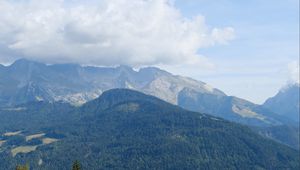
0, 59, 298, 149
0, 59, 225, 106
0, 89, 299, 169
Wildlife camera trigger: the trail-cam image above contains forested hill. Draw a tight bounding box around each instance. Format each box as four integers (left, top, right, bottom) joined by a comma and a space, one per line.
0, 89, 299, 169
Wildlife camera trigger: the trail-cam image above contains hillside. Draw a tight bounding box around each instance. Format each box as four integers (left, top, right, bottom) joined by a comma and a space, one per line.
0, 89, 299, 169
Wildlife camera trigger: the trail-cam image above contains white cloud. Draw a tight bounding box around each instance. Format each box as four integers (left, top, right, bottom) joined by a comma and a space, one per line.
0, 0, 235, 66
288, 61, 300, 83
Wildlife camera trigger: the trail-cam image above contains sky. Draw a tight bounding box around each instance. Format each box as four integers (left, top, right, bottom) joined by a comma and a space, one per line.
0, 0, 299, 104
173, 0, 299, 103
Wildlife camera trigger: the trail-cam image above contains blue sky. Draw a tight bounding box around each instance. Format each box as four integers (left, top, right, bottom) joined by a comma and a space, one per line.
0, 0, 299, 104
173, 0, 299, 103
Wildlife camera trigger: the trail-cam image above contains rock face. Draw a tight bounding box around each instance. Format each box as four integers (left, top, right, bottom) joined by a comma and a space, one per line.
0, 59, 224, 106
263, 83, 300, 122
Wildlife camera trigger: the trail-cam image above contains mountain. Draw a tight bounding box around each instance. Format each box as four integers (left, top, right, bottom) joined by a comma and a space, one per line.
178, 88, 287, 127
178, 87, 299, 149
263, 83, 300, 122
0, 59, 286, 126
0, 89, 299, 169
0, 59, 224, 106
0, 59, 298, 148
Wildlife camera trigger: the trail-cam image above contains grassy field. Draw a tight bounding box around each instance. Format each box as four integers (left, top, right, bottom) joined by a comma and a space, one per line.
42, 138, 58, 145
26, 133, 45, 141
3, 131, 22, 136
11, 146, 38, 157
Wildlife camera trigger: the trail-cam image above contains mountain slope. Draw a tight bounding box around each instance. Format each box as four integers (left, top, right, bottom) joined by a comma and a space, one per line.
178, 88, 286, 126
178, 88, 299, 149
263, 83, 300, 122
0, 89, 299, 169
254, 125, 299, 149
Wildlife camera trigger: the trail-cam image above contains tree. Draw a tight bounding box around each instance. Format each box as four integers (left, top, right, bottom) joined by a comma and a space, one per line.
72, 160, 81, 170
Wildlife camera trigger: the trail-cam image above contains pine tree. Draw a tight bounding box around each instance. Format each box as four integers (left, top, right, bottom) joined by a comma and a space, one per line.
72, 160, 81, 170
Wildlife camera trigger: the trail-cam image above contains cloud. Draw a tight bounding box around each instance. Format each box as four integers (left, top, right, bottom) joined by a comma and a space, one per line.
0, 0, 235, 66
287, 61, 300, 83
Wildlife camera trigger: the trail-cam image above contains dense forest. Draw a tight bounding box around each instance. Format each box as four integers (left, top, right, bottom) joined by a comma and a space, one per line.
0, 89, 299, 169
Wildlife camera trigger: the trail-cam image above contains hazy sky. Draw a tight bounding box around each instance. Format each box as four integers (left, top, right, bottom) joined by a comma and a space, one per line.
0, 0, 299, 103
